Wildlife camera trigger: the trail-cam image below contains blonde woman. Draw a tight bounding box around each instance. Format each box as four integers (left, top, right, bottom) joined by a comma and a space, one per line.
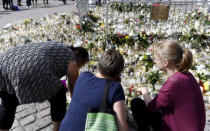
132, 40, 205, 131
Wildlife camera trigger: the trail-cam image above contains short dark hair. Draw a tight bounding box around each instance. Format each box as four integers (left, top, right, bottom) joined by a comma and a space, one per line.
69, 46, 89, 64
98, 49, 124, 78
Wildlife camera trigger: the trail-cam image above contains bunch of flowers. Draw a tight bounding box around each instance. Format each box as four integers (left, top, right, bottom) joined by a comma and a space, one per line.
185, 9, 210, 26
78, 16, 95, 33
87, 11, 99, 23
108, 33, 135, 46
146, 70, 161, 86
83, 41, 94, 49
176, 28, 208, 49
136, 31, 161, 49
75, 11, 100, 33
139, 53, 154, 70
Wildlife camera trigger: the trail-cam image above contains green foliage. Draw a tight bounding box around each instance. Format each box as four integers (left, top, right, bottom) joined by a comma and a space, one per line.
176, 29, 208, 49
141, 53, 154, 69
124, 18, 130, 24
147, 71, 160, 85
87, 11, 99, 23
108, 34, 135, 46
76, 11, 100, 33
84, 42, 94, 49
136, 31, 162, 49
110, 3, 150, 13
81, 18, 95, 33
198, 73, 209, 82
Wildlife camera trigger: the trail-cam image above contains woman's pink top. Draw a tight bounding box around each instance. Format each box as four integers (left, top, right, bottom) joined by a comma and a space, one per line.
148, 72, 206, 131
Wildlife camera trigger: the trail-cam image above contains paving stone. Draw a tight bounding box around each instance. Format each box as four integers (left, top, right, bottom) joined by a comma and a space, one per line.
39, 126, 53, 131
16, 107, 37, 119
35, 101, 50, 111
36, 107, 51, 119
20, 114, 36, 126
35, 116, 52, 130
24, 123, 38, 131
11, 119, 19, 129
16, 104, 35, 113
12, 126, 25, 131
24, 116, 52, 131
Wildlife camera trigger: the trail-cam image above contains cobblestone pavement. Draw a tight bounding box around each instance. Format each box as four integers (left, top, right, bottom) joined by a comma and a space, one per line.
10, 97, 210, 131
0, 1, 210, 131
11, 102, 53, 131
11, 100, 138, 131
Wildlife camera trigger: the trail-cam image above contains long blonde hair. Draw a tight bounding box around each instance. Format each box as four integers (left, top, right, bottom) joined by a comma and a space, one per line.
153, 40, 193, 73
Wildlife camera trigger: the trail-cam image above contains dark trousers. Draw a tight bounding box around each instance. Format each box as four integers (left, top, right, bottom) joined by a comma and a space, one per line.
26, 0, 31, 6
2, 0, 13, 9
0, 91, 19, 129
131, 98, 162, 131
95, 0, 101, 6
62, 0, 66, 4
0, 85, 66, 130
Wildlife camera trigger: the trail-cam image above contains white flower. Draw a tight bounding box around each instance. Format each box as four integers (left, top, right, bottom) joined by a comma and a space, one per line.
195, 21, 200, 29
129, 30, 135, 36
196, 65, 205, 71
152, 66, 159, 71
74, 38, 83, 47
139, 56, 144, 61
145, 52, 151, 55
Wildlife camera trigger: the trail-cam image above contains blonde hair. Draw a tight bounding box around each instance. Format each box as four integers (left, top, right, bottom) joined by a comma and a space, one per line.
153, 40, 193, 73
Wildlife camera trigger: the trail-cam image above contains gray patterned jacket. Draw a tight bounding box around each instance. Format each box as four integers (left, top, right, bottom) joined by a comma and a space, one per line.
0, 42, 76, 104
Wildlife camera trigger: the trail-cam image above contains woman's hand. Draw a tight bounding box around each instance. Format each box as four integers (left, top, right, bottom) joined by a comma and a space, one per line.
137, 88, 152, 106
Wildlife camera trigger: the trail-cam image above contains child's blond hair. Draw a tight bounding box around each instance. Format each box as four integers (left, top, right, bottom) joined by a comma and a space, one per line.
153, 40, 193, 73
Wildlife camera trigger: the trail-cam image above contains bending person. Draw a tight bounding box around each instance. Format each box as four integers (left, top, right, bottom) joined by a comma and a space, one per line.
0, 42, 89, 131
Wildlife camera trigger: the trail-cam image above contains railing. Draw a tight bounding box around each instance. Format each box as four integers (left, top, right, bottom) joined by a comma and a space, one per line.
105, 0, 209, 45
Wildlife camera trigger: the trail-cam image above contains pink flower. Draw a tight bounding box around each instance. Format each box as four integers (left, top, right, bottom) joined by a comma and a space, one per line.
148, 48, 153, 52
153, 3, 161, 7
75, 24, 81, 29
150, 35, 154, 40
142, 31, 146, 35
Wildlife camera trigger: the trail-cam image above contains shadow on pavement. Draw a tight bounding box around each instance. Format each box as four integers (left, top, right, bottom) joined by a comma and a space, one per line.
0, 11, 11, 16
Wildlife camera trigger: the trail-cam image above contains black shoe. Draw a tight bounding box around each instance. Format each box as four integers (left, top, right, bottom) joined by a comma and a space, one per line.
18, 3, 23, 6
3, 7, 9, 10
